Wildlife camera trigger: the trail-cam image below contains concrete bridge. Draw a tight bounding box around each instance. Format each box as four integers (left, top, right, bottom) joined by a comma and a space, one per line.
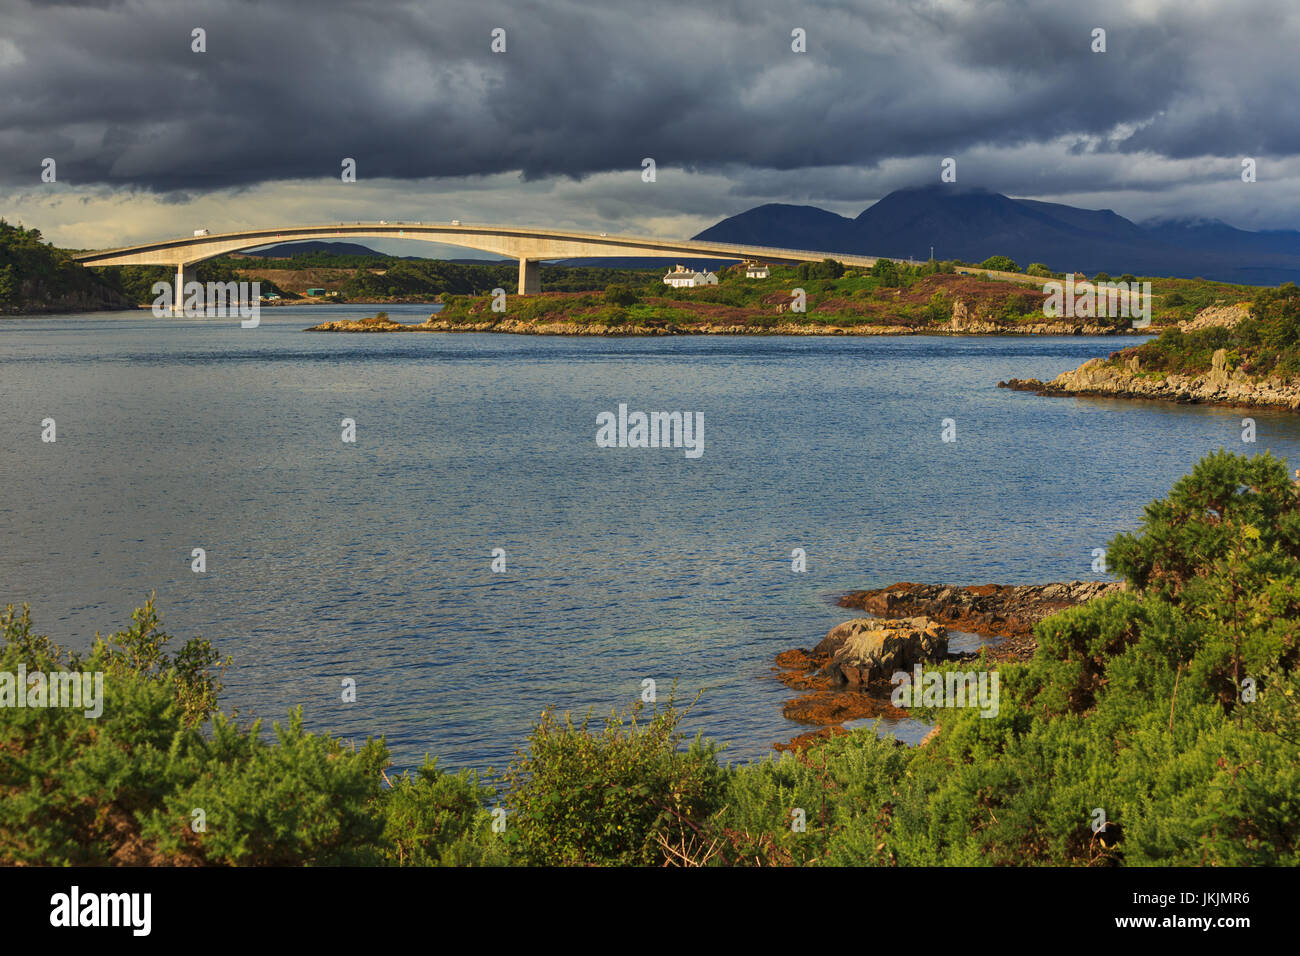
73, 221, 884, 311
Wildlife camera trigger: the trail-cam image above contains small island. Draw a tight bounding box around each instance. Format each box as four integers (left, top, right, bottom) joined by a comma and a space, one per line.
304, 257, 1221, 337
1001, 282, 1300, 410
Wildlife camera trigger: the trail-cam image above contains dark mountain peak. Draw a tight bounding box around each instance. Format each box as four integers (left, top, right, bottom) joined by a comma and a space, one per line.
692, 187, 1300, 285
856, 184, 1003, 216
243, 240, 384, 257
693, 202, 852, 251
699, 201, 851, 225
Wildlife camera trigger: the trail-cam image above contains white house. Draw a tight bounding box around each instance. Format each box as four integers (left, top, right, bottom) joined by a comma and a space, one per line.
744, 262, 770, 279
663, 264, 719, 289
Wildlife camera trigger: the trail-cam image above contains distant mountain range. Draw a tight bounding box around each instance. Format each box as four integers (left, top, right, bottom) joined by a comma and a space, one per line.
693, 186, 1300, 286
236, 193, 1300, 286
245, 241, 728, 271
242, 240, 385, 257
241, 240, 508, 264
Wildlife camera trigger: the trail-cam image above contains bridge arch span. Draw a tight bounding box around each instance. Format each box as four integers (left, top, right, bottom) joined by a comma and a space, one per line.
73, 221, 885, 309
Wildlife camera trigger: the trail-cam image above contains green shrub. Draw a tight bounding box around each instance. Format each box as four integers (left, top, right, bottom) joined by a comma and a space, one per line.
604, 284, 639, 306
798, 258, 845, 281
720, 729, 909, 866
498, 698, 726, 865
979, 255, 1019, 273
377, 758, 509, 866
869, 258, 900, 287
925, 292, 951, 323
0, 600, 387, 865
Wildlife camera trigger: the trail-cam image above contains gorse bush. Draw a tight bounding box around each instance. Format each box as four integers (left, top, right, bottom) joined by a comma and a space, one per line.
498, 696, 727, 865
0, 598, 390, 865
378, 758, 508, 866
108, 601, 227, 727
718, 730, 909, 866
1107, 449, 1300, 709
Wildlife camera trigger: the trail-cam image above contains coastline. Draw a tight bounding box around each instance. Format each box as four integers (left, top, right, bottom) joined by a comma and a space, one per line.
1000, 351, 1300, 412
305, 314, 1150, 337
773, 580, 1119, 750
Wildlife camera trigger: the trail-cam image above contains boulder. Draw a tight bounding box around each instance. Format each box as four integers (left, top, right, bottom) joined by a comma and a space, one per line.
1206, 347, 1231, 387
816, 616, 948, 688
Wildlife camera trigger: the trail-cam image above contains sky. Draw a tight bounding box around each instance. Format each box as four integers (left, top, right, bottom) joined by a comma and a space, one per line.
2, 0, 1300, 256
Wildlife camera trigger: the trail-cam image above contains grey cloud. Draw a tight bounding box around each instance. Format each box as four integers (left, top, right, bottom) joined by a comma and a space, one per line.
4, 0, 1300, 234
1, 0, 1296, 192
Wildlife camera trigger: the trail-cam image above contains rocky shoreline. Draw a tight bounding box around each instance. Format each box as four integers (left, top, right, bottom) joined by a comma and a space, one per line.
1000, 347, 1300, 412
306, 314, 1148, 337
773, 580, 1119, 751
837, 580, 1121, 660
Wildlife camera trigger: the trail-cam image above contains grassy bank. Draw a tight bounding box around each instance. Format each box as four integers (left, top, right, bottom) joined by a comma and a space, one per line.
3, 450, 1297, 866
406, 260, 1257, 333
1107, 282, 1300, 378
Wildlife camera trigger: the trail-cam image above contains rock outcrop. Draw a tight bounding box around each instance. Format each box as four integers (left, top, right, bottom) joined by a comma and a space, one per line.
946, 300, 1131, 336
1000, 352, 1300, 411
815, 616, 948, 688
305, 314, 408, 332
772, 580, 1120, 750
1179, 302, 1250, 333
838, 581, 1119, 643
771, 616, 942, 744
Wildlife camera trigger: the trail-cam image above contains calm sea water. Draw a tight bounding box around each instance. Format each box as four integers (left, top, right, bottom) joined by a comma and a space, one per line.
4, 305, 1300, 769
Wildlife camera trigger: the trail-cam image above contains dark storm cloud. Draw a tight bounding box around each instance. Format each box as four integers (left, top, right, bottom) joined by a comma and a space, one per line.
0, 0, 1296, 193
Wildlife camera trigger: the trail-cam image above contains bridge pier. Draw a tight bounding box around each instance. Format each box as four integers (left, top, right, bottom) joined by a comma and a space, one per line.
172, 263, 195, 315
517, 257, 540, 296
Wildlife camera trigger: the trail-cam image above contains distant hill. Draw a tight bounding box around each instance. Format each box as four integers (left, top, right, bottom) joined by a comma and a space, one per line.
240, 241, 515, 264
241, 240, 386, 258
239, 243, 714, 271
694, 185, 1300, 285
